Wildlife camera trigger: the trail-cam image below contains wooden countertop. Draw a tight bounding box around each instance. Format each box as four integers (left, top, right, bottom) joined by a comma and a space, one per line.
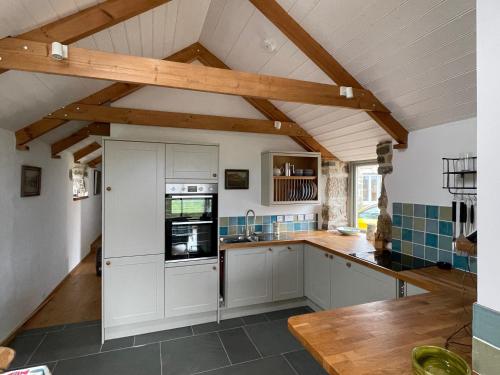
220, 230, 476, 374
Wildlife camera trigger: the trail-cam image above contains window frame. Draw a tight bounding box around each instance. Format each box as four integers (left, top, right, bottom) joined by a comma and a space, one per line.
348, 160, 380, 230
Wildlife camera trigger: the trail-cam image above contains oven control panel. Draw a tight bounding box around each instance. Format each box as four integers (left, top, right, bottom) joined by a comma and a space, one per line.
166, 183, 218, 194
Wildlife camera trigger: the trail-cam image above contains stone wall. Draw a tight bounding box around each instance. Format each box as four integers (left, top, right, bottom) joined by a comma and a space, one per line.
321, 160, 349, 230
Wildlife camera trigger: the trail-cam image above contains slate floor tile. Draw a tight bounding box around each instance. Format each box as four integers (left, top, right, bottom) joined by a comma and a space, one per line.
7, 334, 46, 369
161, 333, 230, 375
135, 326, 192, 346
265, 306, 312, 322
29, 324, 101, 364
203, 355, 296, 375
241, 313, 269, 325
64, 320, 101, 329
245, 319, 302, 357
101, 336, 134, 352
17, 324, 65, 337
218, 328, 260, 364
284, 350, 328, 375
192, 318, 244, 335
54, 343, 161, 375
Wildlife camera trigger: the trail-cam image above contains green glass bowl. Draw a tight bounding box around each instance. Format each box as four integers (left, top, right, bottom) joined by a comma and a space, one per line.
412, 346, 471, 375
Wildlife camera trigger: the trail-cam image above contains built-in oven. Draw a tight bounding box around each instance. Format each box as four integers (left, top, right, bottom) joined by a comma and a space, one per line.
165, 183, 218, 262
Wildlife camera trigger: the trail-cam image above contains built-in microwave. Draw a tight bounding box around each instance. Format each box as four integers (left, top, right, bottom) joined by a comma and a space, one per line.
165, 183, 218, 262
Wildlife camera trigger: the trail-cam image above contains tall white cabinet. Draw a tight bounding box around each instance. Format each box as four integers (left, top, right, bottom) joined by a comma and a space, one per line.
104, 140, 165, 258
103, 140, 166, 330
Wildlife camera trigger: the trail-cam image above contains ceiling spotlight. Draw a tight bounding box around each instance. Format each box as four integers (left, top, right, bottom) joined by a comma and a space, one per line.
51, 42, 68, 60
274, 121, 282, 130
263, 39, 277, 53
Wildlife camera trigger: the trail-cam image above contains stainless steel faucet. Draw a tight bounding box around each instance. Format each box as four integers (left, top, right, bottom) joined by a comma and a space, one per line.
245, 209, 256, 237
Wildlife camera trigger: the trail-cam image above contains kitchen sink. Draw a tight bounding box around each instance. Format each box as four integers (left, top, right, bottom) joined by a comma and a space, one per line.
221, 235, 259, 244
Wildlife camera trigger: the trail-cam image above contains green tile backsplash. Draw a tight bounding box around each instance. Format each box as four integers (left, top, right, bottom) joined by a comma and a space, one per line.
219, 213, 318, 237
392, 202, 476, 273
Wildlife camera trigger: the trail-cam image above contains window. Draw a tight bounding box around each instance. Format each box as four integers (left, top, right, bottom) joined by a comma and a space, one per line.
351, 163, 381, 230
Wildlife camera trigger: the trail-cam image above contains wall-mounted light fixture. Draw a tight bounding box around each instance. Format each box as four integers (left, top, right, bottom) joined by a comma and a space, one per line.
51, 42, 68, 60
340, 86, 354, 99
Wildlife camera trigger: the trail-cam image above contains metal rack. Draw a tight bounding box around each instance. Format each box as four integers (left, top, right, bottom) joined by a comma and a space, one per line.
442, 157, 477, 196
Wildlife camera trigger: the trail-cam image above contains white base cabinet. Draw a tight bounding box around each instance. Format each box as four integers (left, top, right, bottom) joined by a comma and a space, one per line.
226, 245, 304, 308
330, 256, 396, 308
273, 245, 304, 301
104, 254, 165, 327
165, 263, 218, 317
304, 245, 332, 309
226, 247, 273, 308
305, 245, 397, 310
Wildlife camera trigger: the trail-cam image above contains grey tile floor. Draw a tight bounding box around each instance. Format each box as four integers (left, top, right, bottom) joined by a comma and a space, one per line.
8, 306, 328, 375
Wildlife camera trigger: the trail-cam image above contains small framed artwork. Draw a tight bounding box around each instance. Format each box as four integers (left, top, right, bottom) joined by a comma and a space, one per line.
93, 170, 102, 196
21, 166, 42, 197
225, 169, 249, 190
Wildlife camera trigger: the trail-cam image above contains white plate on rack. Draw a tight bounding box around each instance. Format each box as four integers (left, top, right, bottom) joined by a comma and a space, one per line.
336, 227, 360, 236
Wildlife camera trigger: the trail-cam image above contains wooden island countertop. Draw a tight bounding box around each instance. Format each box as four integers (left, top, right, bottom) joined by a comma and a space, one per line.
220, 230, 476, 375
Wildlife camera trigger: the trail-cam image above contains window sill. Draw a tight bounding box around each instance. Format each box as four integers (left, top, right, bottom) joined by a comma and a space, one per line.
73, 196, 89, 201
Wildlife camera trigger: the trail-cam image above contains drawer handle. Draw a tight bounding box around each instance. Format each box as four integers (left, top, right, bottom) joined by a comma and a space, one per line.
329, 255, 333, 259
268, 248, 273, 252
212, 173, 217, 178
106, 261, 111, 266
287, 246, 292, 250
212, 266, 217, 271
106, 186, 112, 192
346, 262, 351, 268
324, 253, 328, 258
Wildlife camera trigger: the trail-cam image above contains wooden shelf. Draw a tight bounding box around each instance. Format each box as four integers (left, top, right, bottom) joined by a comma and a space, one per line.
273, 176, 317, 180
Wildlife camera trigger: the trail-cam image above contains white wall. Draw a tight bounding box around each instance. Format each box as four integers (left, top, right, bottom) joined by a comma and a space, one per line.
0, 128, 102, 342
477, 0, 500, 313
386, 117, 477, 211
111, 86, 321, 217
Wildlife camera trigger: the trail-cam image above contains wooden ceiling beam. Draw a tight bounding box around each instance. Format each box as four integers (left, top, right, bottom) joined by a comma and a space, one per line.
194, 43, 337, 160
14, 43, 200, 149
0, 0, 170, 75
51, 122, 109, 158
249, 0, 409, 148
45, 104, 308, 137
87, 155, 103, 168
0, 38, 387, 111
74, 142, 101, 163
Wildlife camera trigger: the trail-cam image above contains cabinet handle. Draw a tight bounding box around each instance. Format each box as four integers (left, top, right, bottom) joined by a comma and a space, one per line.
287, 246, 292, 250
268, 248, 273, 252
346, 262, 351, 268
106, 186, 112, 192
212, 266, 217, 271
329, 255, 333, 259
212, 173, 217, 178
324, 253, 328, 258
106, 261, 111, 266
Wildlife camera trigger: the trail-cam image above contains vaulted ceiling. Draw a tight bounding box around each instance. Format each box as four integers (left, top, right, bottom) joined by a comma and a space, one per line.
0, 0, 476, 162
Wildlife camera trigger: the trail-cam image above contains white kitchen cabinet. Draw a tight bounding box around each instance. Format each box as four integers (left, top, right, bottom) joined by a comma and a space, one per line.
104, 254, 164, 327
273, 245, 304, 301
104, 140, 165, 258
330, 256, 396, 309
165, 263, 218, 317
405, 282, 427, 297
165, 144, 218, 180
304, 245, 332, 309
226, 247, 273, 308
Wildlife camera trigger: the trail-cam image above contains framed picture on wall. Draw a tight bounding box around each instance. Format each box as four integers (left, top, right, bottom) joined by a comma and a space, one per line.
20, 165, 41, 197
225, 169, 249, 189
93, 170, 102, 195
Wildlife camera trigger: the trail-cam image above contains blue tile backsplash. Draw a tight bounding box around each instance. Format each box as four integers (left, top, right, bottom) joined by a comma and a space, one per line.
392, 202, 476, 273
219, 213, 318, 237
